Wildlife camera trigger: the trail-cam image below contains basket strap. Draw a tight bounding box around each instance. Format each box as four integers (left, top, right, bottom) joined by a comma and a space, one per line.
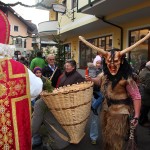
45, 120, 70, 142
49, 67, 58, 81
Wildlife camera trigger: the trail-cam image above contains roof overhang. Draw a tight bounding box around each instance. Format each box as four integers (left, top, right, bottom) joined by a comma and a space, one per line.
78, 0, 146, 17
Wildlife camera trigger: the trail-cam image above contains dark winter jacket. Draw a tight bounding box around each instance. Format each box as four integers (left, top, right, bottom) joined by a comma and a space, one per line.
58, 69, 85, 87
42, 65, 61, 88
139, 66, 150, 106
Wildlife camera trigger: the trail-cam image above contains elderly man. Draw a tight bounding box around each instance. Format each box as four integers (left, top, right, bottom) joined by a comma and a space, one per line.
42, 54, 61, 87
139, 61, 150, 127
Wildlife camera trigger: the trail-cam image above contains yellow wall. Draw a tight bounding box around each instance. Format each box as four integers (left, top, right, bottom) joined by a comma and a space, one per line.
78, 0, 89, 9
58, 0, 97, 34
49, 9, 57, 21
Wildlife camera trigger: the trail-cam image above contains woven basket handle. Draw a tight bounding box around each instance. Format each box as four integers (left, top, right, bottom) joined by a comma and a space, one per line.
45, 120, 70, 142
49, 67, 58, 81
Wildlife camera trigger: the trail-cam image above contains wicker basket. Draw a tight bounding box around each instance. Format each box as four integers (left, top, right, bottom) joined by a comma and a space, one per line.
40, 81, 93, 144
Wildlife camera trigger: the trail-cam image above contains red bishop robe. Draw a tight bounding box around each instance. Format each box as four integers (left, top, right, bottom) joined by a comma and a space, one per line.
0, 10, 10, 44
0, 58, 31, 150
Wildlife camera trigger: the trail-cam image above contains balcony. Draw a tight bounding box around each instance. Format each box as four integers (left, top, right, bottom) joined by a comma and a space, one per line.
38, 21, 58, 39
77, 0, 146, 18
77, 0, 150, 26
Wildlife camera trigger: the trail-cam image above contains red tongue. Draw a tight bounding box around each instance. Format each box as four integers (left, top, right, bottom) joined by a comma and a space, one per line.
110, 66, 115, 70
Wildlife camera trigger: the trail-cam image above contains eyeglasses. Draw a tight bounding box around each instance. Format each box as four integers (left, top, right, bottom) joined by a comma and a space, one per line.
49, 59, 55, 61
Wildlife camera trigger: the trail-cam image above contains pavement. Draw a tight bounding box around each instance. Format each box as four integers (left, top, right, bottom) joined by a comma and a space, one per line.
33, 112, 150, 150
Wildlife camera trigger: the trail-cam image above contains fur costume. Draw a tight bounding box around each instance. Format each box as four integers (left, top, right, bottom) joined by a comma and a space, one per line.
79, 33, 150, 150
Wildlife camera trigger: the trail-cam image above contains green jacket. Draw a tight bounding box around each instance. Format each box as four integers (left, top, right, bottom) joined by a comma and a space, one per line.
30, 57, 46, 71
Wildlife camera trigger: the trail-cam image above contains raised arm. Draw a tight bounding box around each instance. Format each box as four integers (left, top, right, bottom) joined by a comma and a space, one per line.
85, 72, 103, 86
126, 79, 141, 126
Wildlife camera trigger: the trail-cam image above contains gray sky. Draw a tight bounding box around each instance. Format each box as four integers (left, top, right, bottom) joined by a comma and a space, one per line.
1, 0, 49, 26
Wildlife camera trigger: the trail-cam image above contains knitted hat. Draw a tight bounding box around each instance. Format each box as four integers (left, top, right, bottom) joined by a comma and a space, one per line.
93, 55, 102, 66
33, 67, 42, 74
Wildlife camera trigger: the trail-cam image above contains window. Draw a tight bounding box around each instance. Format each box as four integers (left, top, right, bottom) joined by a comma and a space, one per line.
15, 38, 22, 48
79, 35, 112, 68
98, 35, 112, 50
64, 43, 71, 60
14, 25, 19, 32
129, 28, 150, 71
72, 0, 77, 9
131, 36, 135, 44
62, 0, 67, 6
24, 39, 26, 48
79, 38, 97, 68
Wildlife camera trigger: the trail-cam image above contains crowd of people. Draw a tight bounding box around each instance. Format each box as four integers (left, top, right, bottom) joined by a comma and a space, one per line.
0, 41, 150, 150
1, 9, 150, 150
31, 55, 85, 149
11, 49, 150, 150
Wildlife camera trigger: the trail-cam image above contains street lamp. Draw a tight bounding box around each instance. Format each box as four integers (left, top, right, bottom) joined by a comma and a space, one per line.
52, 3, 66, 13
52, 3, 75, 21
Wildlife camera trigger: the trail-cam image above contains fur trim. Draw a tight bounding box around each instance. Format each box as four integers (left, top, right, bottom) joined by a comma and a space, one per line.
101, 111, 129, 150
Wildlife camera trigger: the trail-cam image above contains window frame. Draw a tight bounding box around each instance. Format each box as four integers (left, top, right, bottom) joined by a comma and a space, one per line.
14, 25, 19, 32
128, 27, 150, 70
79, 35, 112, 68
71, 0, 77, 9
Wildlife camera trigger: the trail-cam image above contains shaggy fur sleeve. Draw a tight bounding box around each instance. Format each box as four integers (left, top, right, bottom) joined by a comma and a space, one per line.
126, 79, 141, 100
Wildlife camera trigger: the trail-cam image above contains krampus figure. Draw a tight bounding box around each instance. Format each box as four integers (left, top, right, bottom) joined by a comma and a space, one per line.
79, 32, 150, 150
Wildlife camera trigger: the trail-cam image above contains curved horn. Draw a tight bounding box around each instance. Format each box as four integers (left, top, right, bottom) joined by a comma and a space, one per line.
79, 36, 107, 56
120, 31, 150, 55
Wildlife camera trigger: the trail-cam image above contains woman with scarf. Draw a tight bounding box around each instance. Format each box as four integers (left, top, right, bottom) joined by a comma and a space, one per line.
57, 59, 85, 87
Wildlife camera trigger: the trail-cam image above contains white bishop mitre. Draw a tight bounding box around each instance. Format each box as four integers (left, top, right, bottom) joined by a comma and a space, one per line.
0, 43, 43, 101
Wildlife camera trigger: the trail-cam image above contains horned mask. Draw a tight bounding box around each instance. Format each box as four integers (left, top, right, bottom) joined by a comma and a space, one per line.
79, 32, 150, 75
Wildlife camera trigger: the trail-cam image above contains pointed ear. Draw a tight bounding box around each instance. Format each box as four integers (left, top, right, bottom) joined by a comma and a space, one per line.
104, 52, 108, 58
103, 52, 108, 59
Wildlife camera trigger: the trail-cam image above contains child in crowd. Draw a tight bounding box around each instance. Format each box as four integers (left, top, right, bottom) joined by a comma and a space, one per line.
32, 67, 46, 106
92, 59, 104, 114
86, 55, 103, 144
87, 56, 103, 115
33, 66, 46, 83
